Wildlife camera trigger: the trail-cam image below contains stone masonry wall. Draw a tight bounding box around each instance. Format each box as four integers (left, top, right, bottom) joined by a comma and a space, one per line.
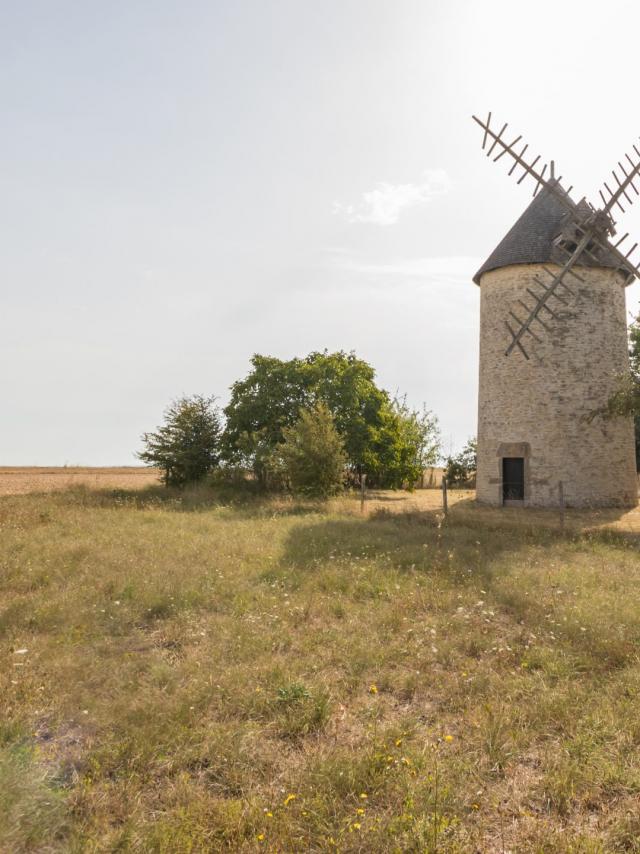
477, 264, 637, 507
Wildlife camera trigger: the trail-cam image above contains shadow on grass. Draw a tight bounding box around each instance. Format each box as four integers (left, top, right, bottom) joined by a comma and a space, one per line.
281, 500, 550, 576
364, 490, 416, 503
280, 501, 640, 671
451, 493, 633, 531
283, 496, 640, 574
39, 483, 331, 519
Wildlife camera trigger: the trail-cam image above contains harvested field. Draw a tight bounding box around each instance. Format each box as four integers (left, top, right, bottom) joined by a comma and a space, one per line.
0, 467, 160, 496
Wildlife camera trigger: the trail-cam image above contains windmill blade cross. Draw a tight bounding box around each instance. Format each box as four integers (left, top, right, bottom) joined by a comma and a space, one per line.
505, 233, 592, 357
473, 111, 640, 357
472, 114, 639, 269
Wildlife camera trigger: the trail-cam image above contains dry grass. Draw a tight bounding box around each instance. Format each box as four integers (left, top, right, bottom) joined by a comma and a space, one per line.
0, 467, 160, 496
2, 482, 640, 851
363, 488, 640, 536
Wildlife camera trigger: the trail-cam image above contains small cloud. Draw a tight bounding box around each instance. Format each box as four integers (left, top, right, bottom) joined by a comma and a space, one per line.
333, 169, 450, 226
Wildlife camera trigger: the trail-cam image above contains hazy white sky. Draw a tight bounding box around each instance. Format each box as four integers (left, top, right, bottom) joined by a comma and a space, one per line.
4, 0, 640, 464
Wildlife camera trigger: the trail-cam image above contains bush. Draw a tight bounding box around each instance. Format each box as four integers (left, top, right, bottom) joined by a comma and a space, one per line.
444, 437, 477, 488
279, 404, 347, 498
601, 314, 640, 468
138, 395, 222, 486
368, 396, 440, 489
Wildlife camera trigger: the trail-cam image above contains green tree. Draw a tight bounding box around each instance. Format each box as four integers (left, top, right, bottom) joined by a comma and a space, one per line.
138, 395, 221, 486
279, 403, 347, 497
222, 351, 440, 488
629, 316, 640, 469
221, 355, 311, 486
444, 437, 477, 488
601, 315, 640, 469
366, 397, 441, 489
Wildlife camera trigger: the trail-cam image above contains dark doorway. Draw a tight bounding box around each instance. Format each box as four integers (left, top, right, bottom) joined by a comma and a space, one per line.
502, 457, 524, 503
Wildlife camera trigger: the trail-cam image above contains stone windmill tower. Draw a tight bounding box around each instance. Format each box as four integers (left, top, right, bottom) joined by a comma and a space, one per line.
472, 113, 639, 507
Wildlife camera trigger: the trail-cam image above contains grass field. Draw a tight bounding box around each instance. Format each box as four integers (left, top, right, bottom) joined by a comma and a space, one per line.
3, 481, 640, 851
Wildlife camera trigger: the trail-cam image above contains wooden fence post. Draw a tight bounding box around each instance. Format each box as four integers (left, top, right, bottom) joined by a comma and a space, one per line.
442, 476, 448, 516
559, 480, 565, 532
360, 473, 367, 513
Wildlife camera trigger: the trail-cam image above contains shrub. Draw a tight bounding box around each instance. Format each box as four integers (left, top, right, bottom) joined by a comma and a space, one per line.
600, 314, 640, 468
138, 395, 222, 486
444, 437, 477, 488
368, 396, 440, 490
279, 404, 347, 498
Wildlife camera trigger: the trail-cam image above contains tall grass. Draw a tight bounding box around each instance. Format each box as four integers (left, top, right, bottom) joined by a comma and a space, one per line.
2, 485, 640, 850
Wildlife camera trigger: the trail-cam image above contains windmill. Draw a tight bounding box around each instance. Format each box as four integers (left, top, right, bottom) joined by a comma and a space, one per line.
470, 113, 638, 508
472, 112, 640, 359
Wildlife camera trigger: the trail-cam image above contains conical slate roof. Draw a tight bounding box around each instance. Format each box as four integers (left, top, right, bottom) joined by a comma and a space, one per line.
473, 182, 631, 285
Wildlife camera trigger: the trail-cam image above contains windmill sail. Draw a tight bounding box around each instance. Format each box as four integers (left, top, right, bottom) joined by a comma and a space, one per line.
599, 142, 640, 214
472, 113, 554, 197
504, 237, 587, 358
473, 112, 640, 356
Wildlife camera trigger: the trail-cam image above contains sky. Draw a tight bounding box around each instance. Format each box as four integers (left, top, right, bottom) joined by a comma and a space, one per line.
3, 0, 640, 464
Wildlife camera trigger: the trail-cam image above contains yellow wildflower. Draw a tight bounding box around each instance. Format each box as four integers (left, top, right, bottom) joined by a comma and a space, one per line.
356, 808, 365, 815
359, 792, 368, 800
369, 684, 378, 694
395, 738, 402, 747
257, 833, 265, 842
352, 822, 361, 830
283, 793, 297, 806
266, 811, 273, 818
444, 734, 454, 743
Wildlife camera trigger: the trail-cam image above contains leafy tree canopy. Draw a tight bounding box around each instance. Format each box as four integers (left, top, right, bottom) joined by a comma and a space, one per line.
138, 395, 221, 486
222, 351, 440, 488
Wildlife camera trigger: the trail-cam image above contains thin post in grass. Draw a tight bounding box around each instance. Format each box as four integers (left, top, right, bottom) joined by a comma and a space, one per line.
360, 473, 367, 513
559, 480, 565, 533
432, 750, 439, 852
442, 476, 448, 517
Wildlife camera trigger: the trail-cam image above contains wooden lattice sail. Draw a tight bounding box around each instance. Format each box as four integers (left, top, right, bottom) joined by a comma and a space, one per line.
472, 113, 640, 358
